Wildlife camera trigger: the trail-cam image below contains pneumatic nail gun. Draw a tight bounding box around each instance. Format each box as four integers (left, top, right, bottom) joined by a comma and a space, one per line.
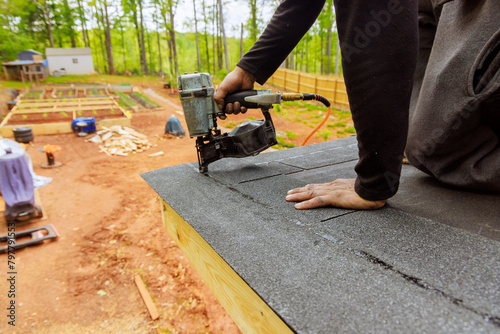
178, 72, 329, 173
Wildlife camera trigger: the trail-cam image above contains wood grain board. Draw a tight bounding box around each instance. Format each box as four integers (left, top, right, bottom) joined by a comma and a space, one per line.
160, 199, 293, 334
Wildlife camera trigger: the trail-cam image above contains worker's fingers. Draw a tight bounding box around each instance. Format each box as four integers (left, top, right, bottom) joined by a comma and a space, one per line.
285, 178, 386, 210
226, 103, 234, 114
285, 189, 332, 202
233, 101, 241, 115
214, 86, 228, 111
294, 196, 331, 209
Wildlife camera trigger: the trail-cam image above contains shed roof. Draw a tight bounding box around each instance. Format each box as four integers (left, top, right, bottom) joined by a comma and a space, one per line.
19, 49, 43, 55
45, 47, 92, 56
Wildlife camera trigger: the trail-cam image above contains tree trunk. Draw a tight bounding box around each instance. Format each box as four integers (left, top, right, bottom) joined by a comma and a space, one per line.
138, 0, 148, 74
62, 0, 76, 47
42, 1, 54, 47
335, 34, 340, 76
202, 0, 210, 72
120, 21, 126, 73
248, 0, 258, 43
147, 29, 153, 73
93, 30, 101, 72
215, 0, 221, 71
132, 4, 144, 74
96, 6, 108, 73
161, 11, 174, 80
320, 35, 324, 75
212, 1, 216, 74
153, 8, 163, 77
103, 0, 114, 74
168, 1, 179, 77
193, 0, 201, 72
218, 0, 229, 71
76, 0, 89, 47
240, 23, 244, 59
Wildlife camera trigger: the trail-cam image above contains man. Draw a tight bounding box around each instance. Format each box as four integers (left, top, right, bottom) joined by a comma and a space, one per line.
214, 0, 500, 210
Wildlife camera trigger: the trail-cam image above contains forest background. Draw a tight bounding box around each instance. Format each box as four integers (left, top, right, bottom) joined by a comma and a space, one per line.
0, 0, 342, 84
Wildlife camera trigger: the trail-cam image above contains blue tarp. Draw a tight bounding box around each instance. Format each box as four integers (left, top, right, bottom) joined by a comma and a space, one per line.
3, 59, 48, 67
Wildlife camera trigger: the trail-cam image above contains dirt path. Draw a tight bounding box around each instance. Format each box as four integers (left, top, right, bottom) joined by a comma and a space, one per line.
0, 92, 240, 333
1, 83, 352, 333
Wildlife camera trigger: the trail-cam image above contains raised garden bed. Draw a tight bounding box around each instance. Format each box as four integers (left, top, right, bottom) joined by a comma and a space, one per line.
8, 108, 123, 125
23, 89, 46, 100
84, 87, 109, 98
52, 88, 78, 99
130, 92, 160, 109
116, 92, 140, 110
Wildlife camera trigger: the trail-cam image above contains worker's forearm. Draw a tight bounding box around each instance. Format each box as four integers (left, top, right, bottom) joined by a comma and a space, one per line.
334, 0, 418, 200
237, 0, 326, 85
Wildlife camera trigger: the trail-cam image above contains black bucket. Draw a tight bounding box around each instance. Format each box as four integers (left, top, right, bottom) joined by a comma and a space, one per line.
12, 127, 34, 143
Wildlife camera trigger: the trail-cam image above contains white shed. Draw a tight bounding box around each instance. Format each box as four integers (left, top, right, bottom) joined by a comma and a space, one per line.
45, 47, 95, 75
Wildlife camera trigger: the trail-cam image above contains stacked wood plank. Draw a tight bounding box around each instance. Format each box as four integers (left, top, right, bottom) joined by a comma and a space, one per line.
88, 125, 152, 156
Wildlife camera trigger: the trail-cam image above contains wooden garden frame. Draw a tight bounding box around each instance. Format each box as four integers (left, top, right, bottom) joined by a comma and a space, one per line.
0, 96, 131, 136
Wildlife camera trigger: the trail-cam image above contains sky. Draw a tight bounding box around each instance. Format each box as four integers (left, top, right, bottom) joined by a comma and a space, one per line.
171, 0, 277, 37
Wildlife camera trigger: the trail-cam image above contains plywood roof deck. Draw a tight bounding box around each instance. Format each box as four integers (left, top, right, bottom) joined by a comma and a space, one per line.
142, 136, 500, 333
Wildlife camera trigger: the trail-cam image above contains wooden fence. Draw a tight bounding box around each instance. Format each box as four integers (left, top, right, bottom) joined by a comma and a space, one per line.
268, 68, 349, 109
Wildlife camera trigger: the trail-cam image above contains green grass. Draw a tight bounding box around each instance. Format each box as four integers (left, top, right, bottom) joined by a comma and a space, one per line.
283, 101, 328, 112
0, 80, 24, 89
285, 130, 297, 139
345, 126, 356, 134
327, 121, 347, 128
318, 130, 332, 141
274, 135, 296, 150
116, 92, 139, 110
134, 92, 160, 107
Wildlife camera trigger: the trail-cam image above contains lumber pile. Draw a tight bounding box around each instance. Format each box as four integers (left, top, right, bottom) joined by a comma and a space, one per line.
87, 125, 152, 156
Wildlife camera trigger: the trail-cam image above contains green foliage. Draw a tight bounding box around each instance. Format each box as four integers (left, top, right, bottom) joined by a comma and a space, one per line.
327, 121, 346, 128
318, 130, 331, 141
116, 91, 138, 110
134, 92, 160, 107
274, 135, 296, 150
345, 126, 356, 134
285, 130, 297, 139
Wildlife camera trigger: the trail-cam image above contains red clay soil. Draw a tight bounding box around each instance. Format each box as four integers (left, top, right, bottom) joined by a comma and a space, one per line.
0, 93, 241, 333
0, 85, 349, 333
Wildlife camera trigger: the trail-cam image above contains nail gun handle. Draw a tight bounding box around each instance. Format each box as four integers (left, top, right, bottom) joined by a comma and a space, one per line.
224, 90, 260, 110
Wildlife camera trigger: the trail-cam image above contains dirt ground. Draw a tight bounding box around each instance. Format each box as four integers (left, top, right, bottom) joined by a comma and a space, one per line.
0, 84, 351, 334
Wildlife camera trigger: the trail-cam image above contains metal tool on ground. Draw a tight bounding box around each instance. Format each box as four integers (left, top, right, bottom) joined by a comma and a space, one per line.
0, 224, 59, 253
41, 144, 62, 168
178, 72, 331, 173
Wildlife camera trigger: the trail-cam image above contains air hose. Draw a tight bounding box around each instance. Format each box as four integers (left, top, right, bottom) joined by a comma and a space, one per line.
281, 93, 332, 146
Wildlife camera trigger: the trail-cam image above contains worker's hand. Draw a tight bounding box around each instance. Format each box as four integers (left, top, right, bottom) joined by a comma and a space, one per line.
214, 66, 256, 119
285, 178, 387, 210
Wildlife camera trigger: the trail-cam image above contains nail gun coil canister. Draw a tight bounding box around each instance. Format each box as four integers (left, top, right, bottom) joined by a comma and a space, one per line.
178, 73, 221, 137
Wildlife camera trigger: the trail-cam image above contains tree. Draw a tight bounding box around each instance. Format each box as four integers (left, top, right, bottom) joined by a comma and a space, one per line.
76, 0, 89, 47
102, 0, 114, 74
61, 0, 76, 47
217, 0, 228, 71
152, 4, 163, 76
247, 0, 258, 44
201, 0, 210, 71
138, 0, 148, 74
192, 0, 201, 72
38, 0, 54, 47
